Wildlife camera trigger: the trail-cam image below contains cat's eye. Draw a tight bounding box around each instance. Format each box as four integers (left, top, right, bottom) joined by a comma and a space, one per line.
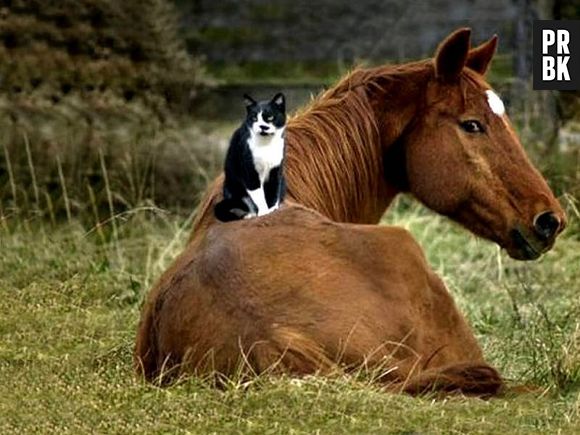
265, 115, 274, 122
460, 120, 484, 134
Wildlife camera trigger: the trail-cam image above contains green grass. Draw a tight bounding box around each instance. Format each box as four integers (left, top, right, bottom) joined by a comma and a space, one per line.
1, 197, 579, 434
202, 54, 513, 87
205, 60, 345, 86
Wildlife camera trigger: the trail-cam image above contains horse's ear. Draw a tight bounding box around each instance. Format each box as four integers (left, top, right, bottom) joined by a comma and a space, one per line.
434, 28, 471, 82
243, 94, 257, 109
466, 35, 498, 76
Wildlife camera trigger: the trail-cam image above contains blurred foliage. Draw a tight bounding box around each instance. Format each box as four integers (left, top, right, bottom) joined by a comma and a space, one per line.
553, 0, 580, 129
0, 108, 224, 223
550, 0, 580, 206
0, 0, 206, 114
553, 0, 580, 20
207, 60, 344, 85
0, 0, 220, 222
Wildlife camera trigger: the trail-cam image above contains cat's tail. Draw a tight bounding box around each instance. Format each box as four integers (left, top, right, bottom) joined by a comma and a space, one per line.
215, 198, 253, 222
214, 199, 236, 222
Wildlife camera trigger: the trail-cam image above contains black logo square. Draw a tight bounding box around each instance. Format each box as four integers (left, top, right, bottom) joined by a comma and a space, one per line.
533, 20, 580, 90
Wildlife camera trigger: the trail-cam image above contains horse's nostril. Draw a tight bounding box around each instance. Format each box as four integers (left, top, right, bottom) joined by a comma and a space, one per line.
533, 211, 561, 240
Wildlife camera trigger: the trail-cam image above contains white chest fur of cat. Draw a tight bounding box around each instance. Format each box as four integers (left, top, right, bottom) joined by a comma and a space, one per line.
246, 112, 285, 216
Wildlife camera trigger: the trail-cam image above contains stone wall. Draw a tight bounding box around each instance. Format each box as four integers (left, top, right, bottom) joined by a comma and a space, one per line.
176, 0, 521, 63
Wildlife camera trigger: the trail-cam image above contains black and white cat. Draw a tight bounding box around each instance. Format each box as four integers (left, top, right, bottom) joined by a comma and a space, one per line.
214, 93, 287, 222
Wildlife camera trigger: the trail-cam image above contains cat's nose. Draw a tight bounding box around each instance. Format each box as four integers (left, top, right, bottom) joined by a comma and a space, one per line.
259, 125, 269, 131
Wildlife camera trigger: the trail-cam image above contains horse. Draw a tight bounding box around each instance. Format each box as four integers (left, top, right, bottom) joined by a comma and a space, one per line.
134, 29, 566, 396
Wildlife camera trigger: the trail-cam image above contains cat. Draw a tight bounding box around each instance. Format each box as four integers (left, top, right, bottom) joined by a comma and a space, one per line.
214, 92, 287, 222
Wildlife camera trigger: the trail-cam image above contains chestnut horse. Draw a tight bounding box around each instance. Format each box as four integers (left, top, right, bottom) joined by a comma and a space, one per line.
135, 29, 566, 395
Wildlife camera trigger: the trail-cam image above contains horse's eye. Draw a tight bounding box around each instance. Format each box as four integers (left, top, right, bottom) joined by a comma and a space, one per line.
460, 120, 484, 133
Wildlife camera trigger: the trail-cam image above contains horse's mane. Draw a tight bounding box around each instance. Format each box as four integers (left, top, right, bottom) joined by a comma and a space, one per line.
191, 60, 433, 232
284, 60, 431, 222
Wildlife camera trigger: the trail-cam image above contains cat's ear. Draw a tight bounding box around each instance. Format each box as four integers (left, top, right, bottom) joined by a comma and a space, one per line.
243, 94, 257, 109
271, 93, 285, 111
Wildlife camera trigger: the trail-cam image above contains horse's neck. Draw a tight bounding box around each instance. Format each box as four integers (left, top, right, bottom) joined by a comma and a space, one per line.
190, 65, 428, 238
284, 66, 428, 224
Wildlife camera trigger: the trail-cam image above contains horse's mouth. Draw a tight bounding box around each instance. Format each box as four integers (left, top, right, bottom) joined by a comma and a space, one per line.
509, 228, 546, 261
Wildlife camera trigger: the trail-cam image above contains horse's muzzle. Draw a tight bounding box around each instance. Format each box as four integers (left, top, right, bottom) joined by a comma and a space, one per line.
509, 228, 544, 260
506, 208, 566, 261
533, 211, 564, 241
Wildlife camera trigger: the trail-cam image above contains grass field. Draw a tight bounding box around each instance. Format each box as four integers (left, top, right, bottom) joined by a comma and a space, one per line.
1, 196, 579, 434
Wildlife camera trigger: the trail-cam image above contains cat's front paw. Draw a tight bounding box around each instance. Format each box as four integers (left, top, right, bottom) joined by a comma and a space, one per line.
243, 212, 257, 219
267, 204, 280, 214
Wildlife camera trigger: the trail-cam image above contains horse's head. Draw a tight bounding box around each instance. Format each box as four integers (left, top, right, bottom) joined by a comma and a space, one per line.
401, 28, 566, 260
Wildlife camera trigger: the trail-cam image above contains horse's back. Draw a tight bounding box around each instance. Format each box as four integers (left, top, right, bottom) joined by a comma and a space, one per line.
135, 205, 492, 392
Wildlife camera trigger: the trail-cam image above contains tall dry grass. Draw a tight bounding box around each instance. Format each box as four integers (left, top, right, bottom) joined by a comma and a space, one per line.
0, 95, 229, 233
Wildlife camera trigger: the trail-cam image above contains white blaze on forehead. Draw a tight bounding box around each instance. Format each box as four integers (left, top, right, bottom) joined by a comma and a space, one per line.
485, 90, 505, 116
